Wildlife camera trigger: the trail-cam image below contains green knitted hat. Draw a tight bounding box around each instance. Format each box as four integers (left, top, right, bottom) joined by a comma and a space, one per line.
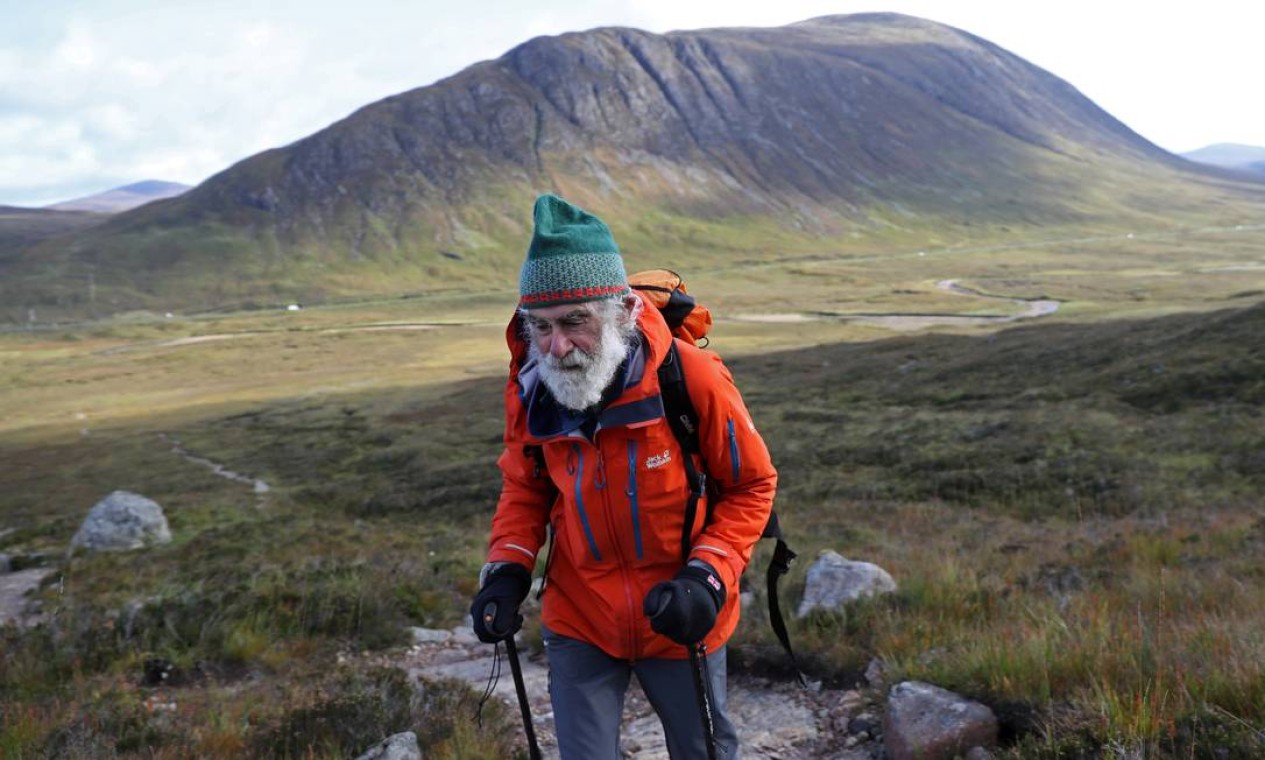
519, 194, 630, 308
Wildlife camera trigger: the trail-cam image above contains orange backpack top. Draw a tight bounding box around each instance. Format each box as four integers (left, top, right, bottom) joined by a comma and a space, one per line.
629, 269, 712, 345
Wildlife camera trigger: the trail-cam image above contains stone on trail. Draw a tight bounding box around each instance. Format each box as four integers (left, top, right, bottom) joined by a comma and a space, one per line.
410, 627, 453, 645
883, 681, 998, 760
796, 550, 897, 618
353, 731, 422, 760
70, 491, 172, 552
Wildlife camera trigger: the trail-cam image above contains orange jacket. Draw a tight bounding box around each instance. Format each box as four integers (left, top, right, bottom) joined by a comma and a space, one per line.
486, 293, 777, 660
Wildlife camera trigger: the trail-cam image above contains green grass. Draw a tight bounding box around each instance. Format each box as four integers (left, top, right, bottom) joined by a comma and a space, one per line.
2, 230, 1265, 756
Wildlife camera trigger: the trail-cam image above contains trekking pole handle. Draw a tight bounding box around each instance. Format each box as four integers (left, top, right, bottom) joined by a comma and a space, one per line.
482, 601, 511, 639
479, 601, 540, 759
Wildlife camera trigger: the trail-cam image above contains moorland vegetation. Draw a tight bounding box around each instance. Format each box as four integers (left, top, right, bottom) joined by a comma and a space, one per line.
3, 223, 1264, 757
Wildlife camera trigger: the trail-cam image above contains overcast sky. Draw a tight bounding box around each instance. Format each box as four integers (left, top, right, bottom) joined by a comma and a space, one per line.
2, 0, 1262, 207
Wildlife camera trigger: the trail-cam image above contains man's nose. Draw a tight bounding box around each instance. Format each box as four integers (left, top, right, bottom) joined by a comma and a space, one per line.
549, 331, 572, 358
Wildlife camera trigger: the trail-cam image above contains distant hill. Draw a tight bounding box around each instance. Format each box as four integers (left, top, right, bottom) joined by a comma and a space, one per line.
1182, 143, 1265, 177
0, 206, 109, 266
46, 180, 192, 213
4, 12, 1265, 321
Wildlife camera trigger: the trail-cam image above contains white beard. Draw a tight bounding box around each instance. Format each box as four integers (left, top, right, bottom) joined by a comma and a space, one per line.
531, 314, 635, 411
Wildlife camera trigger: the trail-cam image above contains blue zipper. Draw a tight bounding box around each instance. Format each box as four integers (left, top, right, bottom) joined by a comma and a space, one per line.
571, 443, 603, 562
727, 418, 741, 485
626, 441, 643, 560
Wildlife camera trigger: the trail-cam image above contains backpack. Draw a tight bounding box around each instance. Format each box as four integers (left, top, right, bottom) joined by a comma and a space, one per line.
627, 269, 713, 345
629, 270, 806, 686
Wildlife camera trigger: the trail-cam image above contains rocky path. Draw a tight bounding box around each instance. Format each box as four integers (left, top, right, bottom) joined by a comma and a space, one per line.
386, 626, 884, 759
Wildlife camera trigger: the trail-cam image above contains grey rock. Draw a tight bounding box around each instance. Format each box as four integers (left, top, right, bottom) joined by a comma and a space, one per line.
411, 627, 453, 645
353, 731, 422, 760
718, 685, 819, 757
0, 568, 53, 628
965, 746, 994, 760
70, 491, 172, 552
797, 550, 897, 618
883, 681, 999, 760
0, 553, 11, 573
830, 689, 866, 729
850, 715, 880, 735
449, 624, 479, 646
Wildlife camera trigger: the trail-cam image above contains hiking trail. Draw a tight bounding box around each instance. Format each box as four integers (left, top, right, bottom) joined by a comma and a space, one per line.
377, 625, 883, 759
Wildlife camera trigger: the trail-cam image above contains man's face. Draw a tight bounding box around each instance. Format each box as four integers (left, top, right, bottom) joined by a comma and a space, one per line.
523, 298, 637, 411
524, 302, 604, 362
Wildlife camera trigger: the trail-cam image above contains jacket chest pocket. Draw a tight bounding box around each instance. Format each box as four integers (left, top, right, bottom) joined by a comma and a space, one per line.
545, 442, 605, 566
623, 428, 692, 564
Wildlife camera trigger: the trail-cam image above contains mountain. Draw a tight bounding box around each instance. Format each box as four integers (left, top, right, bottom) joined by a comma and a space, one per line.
1182, 143, 1265, 177
46, 180, 192, 213
0, 206, 109, 266
4, 13, 1265, 321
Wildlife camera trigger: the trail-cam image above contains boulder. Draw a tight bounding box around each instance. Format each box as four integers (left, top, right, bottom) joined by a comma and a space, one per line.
354, 731, 422, 760
0, 553, 10, 573
883, 681, 999, 760
796, 550, 896, 618
70, 491, 172, 552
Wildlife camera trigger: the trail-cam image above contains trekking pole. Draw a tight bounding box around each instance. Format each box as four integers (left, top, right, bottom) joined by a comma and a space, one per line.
688, 642, 718, 760
483, 602, 542, 760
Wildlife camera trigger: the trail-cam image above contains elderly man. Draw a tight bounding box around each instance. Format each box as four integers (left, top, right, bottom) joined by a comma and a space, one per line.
471, 194, 777, 759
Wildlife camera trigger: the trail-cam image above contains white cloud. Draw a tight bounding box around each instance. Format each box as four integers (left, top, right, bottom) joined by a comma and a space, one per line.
87, 103, 139, 140
51, 22, 99, 70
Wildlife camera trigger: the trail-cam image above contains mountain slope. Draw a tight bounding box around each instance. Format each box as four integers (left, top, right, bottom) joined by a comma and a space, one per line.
0, 206, 108, 263
46, 180, 192, 213
5, 13, 1264, 320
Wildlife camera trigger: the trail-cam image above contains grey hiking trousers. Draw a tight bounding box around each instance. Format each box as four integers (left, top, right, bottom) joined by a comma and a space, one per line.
542, 625, 740, 759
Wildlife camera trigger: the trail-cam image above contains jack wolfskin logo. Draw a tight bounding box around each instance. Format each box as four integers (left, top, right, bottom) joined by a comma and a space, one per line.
645, 450, 672, 469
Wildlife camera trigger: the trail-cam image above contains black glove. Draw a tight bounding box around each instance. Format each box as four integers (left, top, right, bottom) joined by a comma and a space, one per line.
470, 563, 532, 643
643, 562, 726, 646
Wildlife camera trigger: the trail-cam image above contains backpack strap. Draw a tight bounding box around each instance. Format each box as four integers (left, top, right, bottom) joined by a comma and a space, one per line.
657, 339, 806, 686
763, 511, 808, 687
657, 341, 707, 564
